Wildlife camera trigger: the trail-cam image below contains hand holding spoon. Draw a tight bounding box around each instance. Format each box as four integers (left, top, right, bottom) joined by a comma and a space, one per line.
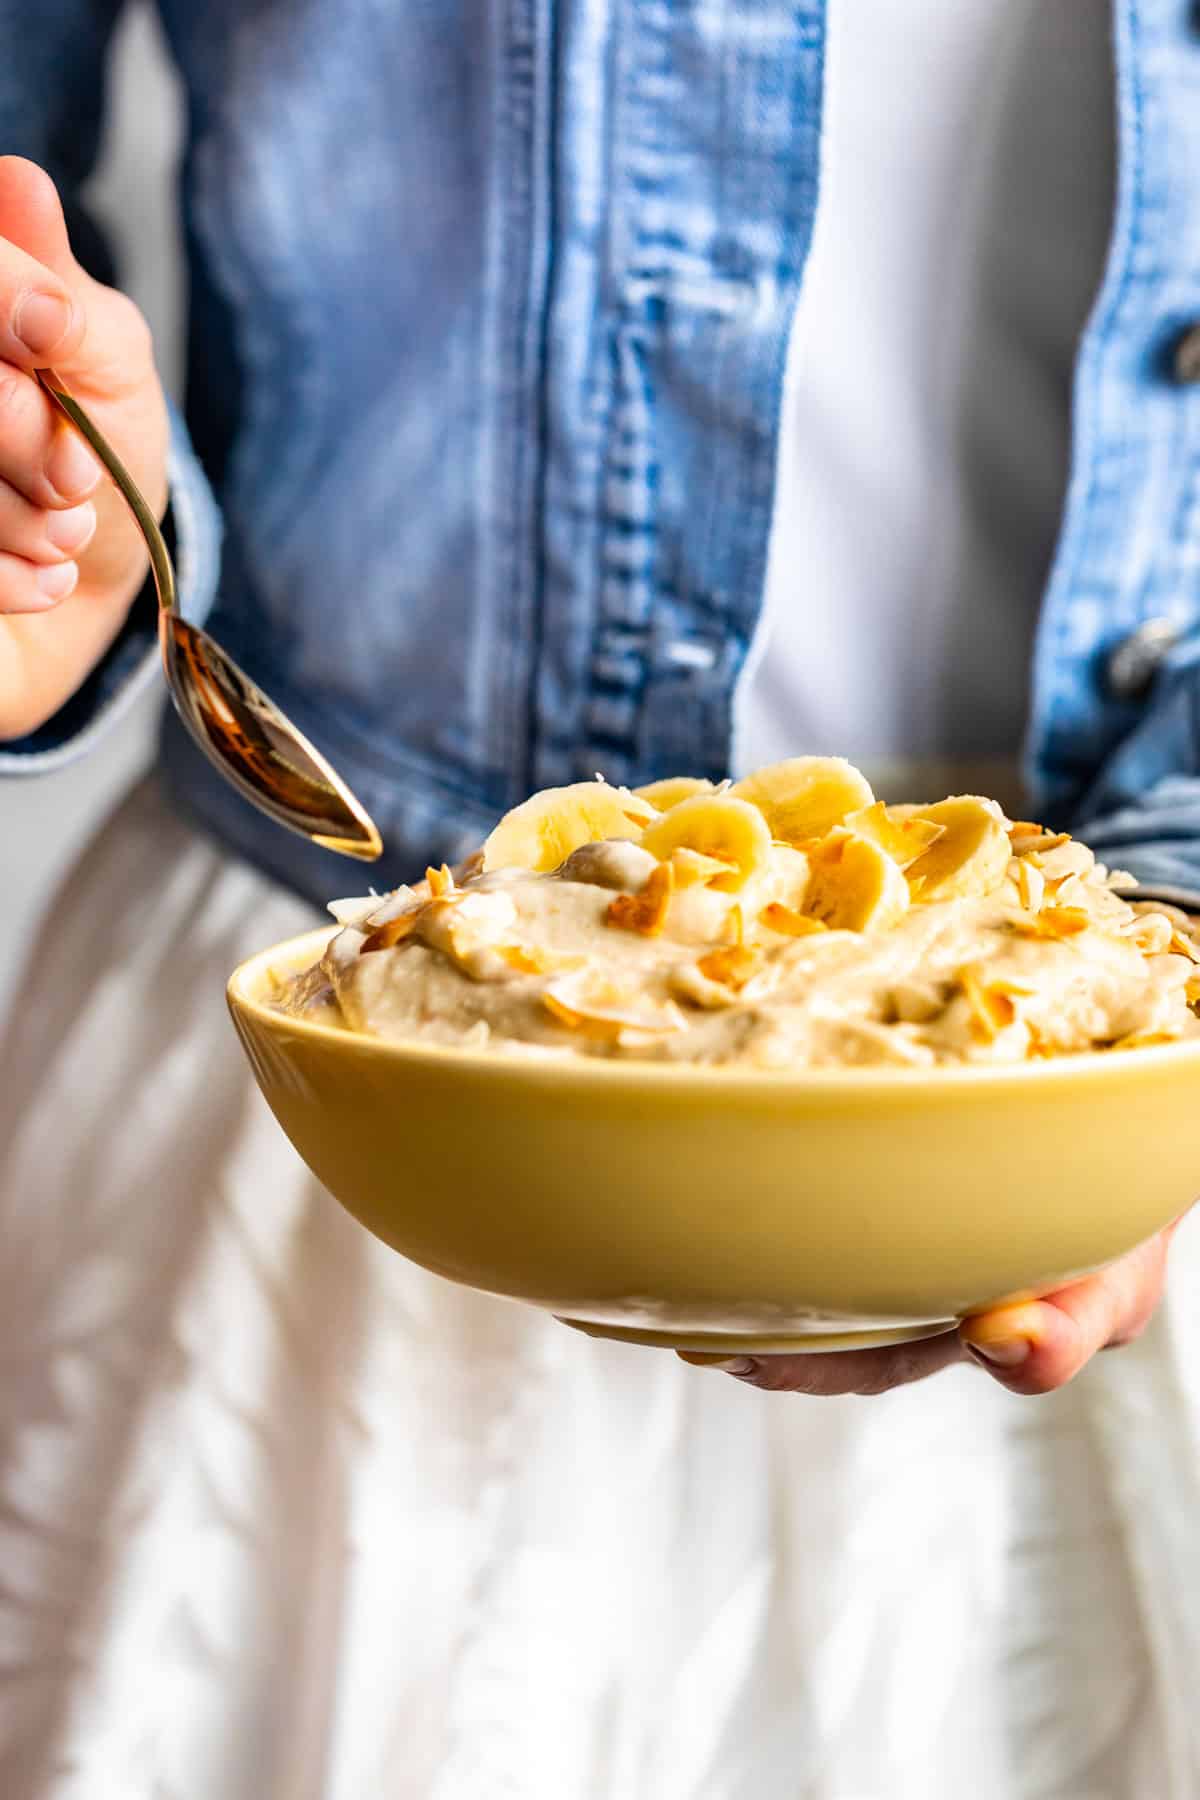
35, 367, 382, 862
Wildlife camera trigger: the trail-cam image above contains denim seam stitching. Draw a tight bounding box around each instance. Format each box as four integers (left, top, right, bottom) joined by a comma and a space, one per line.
1025, 0, 1147, 814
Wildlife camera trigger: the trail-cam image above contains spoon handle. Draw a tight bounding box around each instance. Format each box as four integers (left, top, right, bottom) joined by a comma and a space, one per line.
34, 367, 177, 615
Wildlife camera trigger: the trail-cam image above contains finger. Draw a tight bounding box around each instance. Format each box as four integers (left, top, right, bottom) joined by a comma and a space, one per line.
960, 1229, 1174, 1396
0, 548, 79, 613
0, 363, 102, 507
0, 236, 84, 373
0, 476, 95, 565
678, 1327, 966, 1395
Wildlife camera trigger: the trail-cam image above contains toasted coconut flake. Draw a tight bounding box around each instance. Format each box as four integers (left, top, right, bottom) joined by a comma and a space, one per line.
760, 903, 830, 938
616, 787, 659, 827
695, 945, 762, 991
725, 903, 745, 948
604, 860, 675, 936
322, 927, 365, 979
668, 961, 739, 1010
361, 886, 420, 928
542, 973, 686, 1038
1011, 905, 1091, 940
1009, 828, 1071, 856
1187, 974, 1200, 1007
327, 895, 384, 928
1041, 905, 1091, 937
1047, 873, 1084, 907
1121, 911, 1174, 955
1015, 860, 1046, 914
1170, 930, 1200, 964
497, 944, 586, 976
669, 847, 735, 890
542, 992, 619, 1039
703, 856, 746, 895
958, 964, 1030, 1041
843, 801, 945, 870
789, 830, 854, 864
360, 910, 422, 955
1043, 905, 1091, 936
1007, 820, 1047, 838
426, 863, 455, 898
1109, 1030, 1179, 1052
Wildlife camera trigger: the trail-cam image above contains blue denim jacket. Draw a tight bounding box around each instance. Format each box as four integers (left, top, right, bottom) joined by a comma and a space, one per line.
2, 0, 1200, 905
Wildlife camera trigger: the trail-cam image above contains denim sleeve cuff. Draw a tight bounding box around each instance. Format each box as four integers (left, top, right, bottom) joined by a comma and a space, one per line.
1069, 634, 1200, 898
1073, 786, 1200, 899
0, 398, 222, 776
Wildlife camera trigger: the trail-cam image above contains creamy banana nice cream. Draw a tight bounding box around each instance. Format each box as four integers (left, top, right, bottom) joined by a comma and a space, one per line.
276, 759, 1200, 1069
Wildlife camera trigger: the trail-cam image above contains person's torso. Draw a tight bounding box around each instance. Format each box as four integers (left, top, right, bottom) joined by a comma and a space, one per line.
150, 0, 1200, 900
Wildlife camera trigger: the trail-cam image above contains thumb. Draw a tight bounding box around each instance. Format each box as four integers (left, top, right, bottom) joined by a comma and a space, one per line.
0, 157, 86, 288
0, 158, 90, 371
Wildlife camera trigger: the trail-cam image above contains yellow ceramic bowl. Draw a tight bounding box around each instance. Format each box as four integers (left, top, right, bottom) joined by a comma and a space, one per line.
228, 926, 1200, 1354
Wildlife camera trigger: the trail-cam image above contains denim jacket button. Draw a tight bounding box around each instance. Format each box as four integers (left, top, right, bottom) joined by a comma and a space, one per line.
1105, 617, 1180, 701
1174, 323, 1200, 383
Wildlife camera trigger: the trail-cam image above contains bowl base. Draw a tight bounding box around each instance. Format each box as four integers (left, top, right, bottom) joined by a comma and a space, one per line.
556, 1315, 961, 1355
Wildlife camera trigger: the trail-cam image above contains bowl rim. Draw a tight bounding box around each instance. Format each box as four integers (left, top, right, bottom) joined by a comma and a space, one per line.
227, 925, 1200, 1097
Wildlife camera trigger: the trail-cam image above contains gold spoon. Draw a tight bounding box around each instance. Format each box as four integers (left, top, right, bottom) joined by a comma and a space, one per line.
35, 367, 383, 862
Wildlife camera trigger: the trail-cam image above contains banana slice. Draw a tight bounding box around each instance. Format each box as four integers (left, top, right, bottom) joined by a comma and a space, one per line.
903, 796, 1011, 901
843, 801, 945, 871
730, 757, 874, 846
482, 782, 649, 873
635, 776, 717, 811
802, 833, 910, 933
639, 794, 772, 891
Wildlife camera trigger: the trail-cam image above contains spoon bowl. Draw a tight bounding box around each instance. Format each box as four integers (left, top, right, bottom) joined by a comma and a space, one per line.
36, 368, 382, 862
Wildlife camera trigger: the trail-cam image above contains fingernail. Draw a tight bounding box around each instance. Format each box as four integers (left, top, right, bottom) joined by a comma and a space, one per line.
44, 500, 96, 555
14, 291, 74, 356
964, 1333, 1031, 1369
45, 430, 101, 501
36, 560, 78, 600
678, 1352, 758, 1376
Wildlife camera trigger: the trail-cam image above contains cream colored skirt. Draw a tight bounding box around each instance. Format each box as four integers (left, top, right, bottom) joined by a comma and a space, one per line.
3, 777, 1200, 1800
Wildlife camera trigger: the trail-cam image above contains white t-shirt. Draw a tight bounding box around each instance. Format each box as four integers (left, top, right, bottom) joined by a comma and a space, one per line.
737, 0, 1116, 804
